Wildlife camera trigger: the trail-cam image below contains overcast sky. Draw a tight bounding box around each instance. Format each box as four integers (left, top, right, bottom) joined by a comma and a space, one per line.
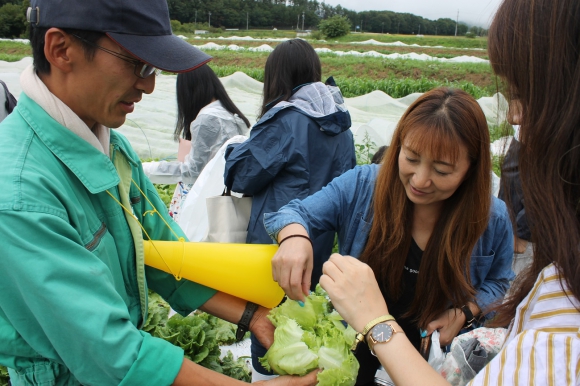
322, 0, 503, 27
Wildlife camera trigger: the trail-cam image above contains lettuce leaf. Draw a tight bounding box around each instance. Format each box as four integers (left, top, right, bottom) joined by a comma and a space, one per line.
260, 285, 359, 385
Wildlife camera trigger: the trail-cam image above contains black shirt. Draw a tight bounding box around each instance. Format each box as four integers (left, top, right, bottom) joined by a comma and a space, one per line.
354, 239, 423, 386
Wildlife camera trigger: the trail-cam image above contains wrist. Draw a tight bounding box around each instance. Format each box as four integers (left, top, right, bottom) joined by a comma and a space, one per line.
236, 302, 259, 341
277, 224, 308, 242
351, 313, 395, 351
460, 304, 475, 329
249, 306, 268, 332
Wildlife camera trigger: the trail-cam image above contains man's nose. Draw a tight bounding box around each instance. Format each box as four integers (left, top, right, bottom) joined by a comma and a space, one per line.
135, 73, 156, 95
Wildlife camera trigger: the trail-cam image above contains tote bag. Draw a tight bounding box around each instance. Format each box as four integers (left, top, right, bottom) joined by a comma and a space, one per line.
177, 135, 248, 241
205, 189, 252, 243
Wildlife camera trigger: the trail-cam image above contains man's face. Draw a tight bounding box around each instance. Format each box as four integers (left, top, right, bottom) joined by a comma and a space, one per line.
69, 36, 156, 129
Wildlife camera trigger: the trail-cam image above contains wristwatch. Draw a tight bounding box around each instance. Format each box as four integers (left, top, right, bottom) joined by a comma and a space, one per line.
236, 302, 258, 341
461, 304, 475, 329
366, 321, 400, 356
351, 314, 395, 351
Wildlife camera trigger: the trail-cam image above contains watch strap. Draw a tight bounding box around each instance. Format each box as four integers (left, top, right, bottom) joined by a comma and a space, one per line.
351, 314, 395, 351
236, 302, 259, 341
461, 304, 475, 329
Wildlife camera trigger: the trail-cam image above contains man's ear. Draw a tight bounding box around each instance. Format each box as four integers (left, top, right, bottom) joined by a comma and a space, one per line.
43, 28, 76, 73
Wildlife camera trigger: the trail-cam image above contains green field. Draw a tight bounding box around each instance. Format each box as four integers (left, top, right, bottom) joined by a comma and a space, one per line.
0, 32, 497, 100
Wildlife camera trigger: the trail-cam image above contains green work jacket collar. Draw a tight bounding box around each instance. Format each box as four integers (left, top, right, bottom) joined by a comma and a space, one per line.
16, 92, 139, 194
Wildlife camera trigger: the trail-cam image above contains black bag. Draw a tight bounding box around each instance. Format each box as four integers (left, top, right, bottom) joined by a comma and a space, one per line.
0, 79, 17, 115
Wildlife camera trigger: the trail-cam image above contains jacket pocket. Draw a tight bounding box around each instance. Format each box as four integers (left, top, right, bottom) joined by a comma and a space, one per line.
84, 222, 107, 252
470, 250, 495, 289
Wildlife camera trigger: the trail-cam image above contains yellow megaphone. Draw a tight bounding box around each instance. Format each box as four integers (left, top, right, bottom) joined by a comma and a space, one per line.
143, 240, 285, 308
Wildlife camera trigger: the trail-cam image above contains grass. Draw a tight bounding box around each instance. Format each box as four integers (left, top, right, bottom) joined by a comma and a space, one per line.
202, 49, 495, 97
183, 29, 488, 50
319, 32, 488, 50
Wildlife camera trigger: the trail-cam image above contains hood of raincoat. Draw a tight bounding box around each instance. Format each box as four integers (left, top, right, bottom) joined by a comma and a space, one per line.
256, 81, 351, 136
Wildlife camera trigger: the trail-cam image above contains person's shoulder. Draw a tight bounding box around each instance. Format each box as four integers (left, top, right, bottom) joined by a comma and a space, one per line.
256, 106, 309, 128
490, 195, 510, 220
338, 164, 379, 184
110, 130, 141, 162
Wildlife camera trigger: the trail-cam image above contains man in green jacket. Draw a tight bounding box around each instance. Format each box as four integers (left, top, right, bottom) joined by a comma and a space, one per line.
0, 1, 316, 385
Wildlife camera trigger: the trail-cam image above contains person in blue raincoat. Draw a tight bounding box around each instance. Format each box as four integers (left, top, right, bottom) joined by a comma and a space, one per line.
223, 39, 356, 381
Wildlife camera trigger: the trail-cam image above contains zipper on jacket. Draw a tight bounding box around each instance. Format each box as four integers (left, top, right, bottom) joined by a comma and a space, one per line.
85, 222, 107, 252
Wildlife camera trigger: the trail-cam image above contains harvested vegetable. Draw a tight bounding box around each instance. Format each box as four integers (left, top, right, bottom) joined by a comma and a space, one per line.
143, 291, 251, 382
260, 285, 359, 386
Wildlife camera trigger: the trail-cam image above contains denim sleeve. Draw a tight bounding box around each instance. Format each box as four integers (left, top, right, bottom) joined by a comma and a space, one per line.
475, 205, 515, 314
263, 166, 363, 242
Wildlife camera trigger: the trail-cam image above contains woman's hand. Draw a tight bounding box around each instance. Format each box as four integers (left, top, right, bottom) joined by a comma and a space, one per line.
425, 308, 465, 346
319, 254, 389, 332
250, 306, 275, 349
271, 224, 313, 302
254, 370, 319, 386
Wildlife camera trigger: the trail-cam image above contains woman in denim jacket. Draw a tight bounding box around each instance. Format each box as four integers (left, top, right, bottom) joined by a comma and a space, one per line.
265, 88, 514, 385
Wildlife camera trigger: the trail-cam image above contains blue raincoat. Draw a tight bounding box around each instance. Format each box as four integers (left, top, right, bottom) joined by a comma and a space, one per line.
224, 81, 356, 279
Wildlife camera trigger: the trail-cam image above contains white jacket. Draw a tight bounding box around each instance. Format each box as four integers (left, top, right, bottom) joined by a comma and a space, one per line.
143, 100, 249, 184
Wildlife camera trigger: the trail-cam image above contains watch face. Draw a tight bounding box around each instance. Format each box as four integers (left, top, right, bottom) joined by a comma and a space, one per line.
371, 323, 393, 343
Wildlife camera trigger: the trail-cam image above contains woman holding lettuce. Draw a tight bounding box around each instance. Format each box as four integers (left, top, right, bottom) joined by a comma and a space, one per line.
265, 87, 514, 385
320, 0, 580, 383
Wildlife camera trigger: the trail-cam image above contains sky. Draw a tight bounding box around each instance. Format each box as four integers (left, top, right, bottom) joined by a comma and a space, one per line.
321, 0, 503, 27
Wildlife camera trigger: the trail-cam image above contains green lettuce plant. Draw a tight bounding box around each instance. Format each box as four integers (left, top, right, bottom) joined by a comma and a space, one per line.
260, 285, 359, 386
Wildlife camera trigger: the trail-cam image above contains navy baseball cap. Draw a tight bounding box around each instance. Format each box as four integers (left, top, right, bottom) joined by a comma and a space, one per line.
27, 0, 211, 73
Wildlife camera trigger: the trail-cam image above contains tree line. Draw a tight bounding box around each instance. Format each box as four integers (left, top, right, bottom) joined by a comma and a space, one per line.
0, 0, 474, 39
168, 0, 471, 35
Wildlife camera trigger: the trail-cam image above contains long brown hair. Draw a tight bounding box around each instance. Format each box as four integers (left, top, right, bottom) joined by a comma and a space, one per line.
488, 0, 580, 325
359, 88, 492, 328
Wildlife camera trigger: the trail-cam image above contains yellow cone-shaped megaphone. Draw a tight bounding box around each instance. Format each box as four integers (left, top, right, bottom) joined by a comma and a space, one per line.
143, 240, 285, 308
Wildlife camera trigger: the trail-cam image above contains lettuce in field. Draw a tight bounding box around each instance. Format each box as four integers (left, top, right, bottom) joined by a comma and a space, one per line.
260, 285, 359, 386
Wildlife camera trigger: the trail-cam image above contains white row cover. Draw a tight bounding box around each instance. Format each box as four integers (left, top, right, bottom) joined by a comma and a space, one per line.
1, 57, 511, 161
194, 42, 489, 63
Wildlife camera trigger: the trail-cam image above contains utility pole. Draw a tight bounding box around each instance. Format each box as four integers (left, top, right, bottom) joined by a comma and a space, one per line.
208, 11, 211, 28
246, 12, 249, 30
418, 24, 421, 34
194, 9, 197, 29
302, 11, 305, 31
297, 14, 300, 30
454, 10, 459, 36
360, 19, 363, 33
382, 22, 384, 34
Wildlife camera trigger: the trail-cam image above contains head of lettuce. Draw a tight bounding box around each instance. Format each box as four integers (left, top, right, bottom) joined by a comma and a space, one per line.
260, 285, 360, 386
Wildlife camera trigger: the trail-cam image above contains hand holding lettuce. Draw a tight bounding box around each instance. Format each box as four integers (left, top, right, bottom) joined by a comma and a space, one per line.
260, 285, 359, 386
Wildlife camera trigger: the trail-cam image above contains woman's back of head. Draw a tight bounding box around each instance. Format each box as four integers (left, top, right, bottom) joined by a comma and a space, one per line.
363, 87, 491, 327
175, 64, 250, 141
489, 0, 580, 323
260, 39, 321, 117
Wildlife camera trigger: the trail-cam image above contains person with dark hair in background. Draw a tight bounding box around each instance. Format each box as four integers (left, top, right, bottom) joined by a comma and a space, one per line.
0, 1, 317, 385
223, 38, 356, 381
143, 64, 250, 221
371, 145, 389, 164
267, 87, 513, 385
498, 117, 533, 275
318, 0, 580, 384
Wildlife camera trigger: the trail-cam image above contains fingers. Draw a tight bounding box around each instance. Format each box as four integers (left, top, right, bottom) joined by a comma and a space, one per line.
263, 370, 319, 386
271, 239, 313, 301
288, 260, 307, 301
298, 370, 319, 386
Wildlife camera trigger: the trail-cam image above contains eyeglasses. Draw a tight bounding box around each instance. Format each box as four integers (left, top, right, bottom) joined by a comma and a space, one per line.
71, 34, 160, 79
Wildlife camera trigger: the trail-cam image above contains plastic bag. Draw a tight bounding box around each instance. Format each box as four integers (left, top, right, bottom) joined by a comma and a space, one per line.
427, 330, 446, 372
438, 327, 507, 386
177, 135, 247, 241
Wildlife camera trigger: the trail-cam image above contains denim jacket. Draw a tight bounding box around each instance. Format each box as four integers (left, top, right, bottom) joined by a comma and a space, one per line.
264, 164, 515, 316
